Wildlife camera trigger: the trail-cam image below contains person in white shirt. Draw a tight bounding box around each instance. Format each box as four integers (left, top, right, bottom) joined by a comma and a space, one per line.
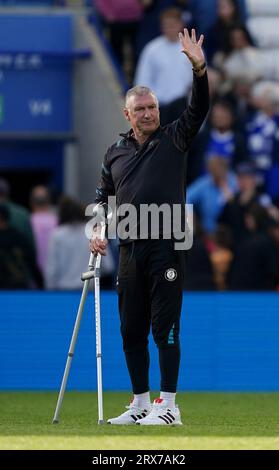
134, 7, 193, 125
46, 196, 115, 290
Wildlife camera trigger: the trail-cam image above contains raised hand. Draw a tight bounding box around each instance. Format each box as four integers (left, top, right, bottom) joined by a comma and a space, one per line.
179, 28, 205, 70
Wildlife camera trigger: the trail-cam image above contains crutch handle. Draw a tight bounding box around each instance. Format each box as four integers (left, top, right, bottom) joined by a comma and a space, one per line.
81, 252, 97, 281
82, 223, 106, 281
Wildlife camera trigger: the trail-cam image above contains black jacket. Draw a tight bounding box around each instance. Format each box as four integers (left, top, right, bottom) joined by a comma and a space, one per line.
95, 72, 209, 242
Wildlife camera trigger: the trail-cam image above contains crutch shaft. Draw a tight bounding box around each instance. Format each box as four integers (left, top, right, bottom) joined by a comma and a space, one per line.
94, 224, 106, 424
95, 275, 104, 424
52, 278, 91, 424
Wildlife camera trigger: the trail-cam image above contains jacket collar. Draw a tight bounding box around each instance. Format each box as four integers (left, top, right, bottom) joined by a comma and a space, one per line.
119, 126, 161, 145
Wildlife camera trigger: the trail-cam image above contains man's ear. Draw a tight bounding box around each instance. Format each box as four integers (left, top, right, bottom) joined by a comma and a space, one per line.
123, 108, 130, 122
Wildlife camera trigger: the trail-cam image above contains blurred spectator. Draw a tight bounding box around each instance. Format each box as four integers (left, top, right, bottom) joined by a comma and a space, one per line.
0, 204, 42, 289
206, 0, 243, 65
94, 0, 144, 83
218, 162, 279, 245
217, 24, 279, 85
184, 215, 216, 290
136, 0, 194, 57
134, 7, 192, 125
45, 196, 115, 290
246, 81, 279, 190
176, 0, 194, 31
226, 76, 256, 126
228, 204, 279, 290
212, 24, 257, 70
187, 154, 238, 235
206, 66, 223, 100
30, 185, 58, 277
45, 196, 90, 290
190, 0, 246, 36
220, 23, 279, 84
0, 178, 36, 257
190, 0, 218, 34
187, 100, 247, 183
209, 225, 233, 290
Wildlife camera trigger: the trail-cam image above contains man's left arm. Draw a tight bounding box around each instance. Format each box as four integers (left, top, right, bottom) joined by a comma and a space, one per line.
166, 29, 210, 153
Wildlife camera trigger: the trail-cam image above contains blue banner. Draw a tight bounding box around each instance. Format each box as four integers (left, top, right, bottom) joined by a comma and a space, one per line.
1, 292, 279, 391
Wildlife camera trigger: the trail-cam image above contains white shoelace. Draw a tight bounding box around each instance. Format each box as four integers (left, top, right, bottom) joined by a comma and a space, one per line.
150, 404, 174, 415
125, 404, 149, 412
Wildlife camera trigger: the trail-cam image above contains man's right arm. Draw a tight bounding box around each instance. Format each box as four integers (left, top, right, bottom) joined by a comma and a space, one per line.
164, 29, 209, 153
91, 149, 115, 255
165, 70, 209, 153
95, 148, 115, 205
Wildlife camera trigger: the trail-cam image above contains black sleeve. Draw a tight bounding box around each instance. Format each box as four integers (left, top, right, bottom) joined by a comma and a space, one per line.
164, 71, 210, 153
95, 148, 115, 204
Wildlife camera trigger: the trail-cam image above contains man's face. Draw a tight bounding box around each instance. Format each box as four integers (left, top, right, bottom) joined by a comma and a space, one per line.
218, 0, 235, 22
211, 104, 233, 132
160, 17, 183, 42
207, 156, 228, 181
237, 173, 256, 193
230, 29, 250, 50
124, 94, 160, 137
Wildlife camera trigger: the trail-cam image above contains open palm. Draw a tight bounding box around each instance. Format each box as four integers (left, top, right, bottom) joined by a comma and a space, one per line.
179, 28, 205, 69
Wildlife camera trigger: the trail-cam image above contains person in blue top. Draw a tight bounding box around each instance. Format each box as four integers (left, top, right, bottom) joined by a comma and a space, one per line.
187, 153, 238, 234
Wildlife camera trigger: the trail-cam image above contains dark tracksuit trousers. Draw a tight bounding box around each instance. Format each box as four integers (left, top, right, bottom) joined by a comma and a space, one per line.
117, 239, 184, 394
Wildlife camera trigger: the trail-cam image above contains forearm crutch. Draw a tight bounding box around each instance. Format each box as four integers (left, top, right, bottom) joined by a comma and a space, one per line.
52, 222, 106, 425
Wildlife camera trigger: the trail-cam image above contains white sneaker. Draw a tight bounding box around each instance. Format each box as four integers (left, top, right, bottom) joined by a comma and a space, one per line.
136, 398, 182, 426
107, 403, 151, 425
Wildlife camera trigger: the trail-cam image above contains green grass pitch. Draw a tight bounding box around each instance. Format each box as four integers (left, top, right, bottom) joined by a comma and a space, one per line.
0, 392, 279, 450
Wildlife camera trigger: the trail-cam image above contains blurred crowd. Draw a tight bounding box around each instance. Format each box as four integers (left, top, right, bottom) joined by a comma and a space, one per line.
1, 0, 279, 291
0, 181, 116, 290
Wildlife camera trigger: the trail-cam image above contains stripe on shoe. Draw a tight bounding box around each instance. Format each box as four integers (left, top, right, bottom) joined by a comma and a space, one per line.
135, 412, 148, 420
130, 415, 138, 422
158, 413, 176, 424
158, 415, 172, 424
164, 414, 175, 424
